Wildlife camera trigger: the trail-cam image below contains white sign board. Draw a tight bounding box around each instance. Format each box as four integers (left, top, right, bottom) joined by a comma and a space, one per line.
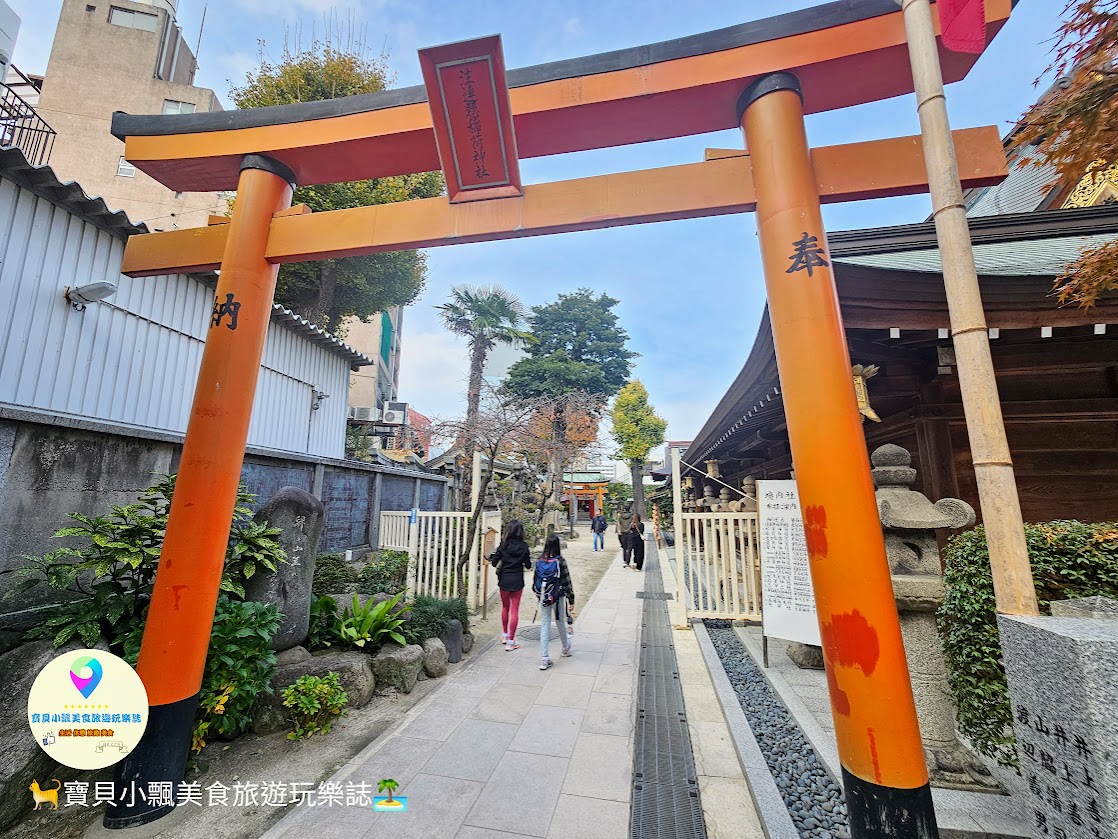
758, 480, 820, 646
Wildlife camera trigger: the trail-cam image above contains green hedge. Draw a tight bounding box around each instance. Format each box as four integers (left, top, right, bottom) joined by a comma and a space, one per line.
939, 521, 1118, 766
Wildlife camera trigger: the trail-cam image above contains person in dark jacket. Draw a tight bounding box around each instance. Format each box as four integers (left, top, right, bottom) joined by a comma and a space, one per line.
490, 520, 532, 650
618, 511, 631, 566
627, 514, 647, 571
591, 512, 608, 551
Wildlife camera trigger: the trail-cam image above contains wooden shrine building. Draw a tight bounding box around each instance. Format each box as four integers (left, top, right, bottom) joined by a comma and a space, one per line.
688, 153, 1118, 525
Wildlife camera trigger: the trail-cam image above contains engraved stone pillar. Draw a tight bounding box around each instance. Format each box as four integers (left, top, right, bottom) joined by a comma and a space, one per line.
872, 443, 999, 791
1000, 599, 1118, 837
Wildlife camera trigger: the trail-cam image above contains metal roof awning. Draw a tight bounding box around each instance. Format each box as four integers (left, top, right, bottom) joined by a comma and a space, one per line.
0, 146, 375, 371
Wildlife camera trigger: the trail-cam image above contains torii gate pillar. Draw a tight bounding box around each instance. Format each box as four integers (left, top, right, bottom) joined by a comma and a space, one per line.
741, 72, 937, 836
105, 155, 294, 828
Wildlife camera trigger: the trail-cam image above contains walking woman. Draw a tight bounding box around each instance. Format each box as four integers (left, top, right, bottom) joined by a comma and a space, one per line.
490, 520, 532, 650
627, 514, 647, 571
533, 533, 576, 669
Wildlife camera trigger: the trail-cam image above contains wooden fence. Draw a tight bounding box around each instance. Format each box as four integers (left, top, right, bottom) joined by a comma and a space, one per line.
673, 511, 763, 620
378, 509, 501, 612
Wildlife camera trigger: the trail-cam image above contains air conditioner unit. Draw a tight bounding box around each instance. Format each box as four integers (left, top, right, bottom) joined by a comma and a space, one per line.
382, 409, 406, 425
385, 401, 409, 424
369, 436, 383, 449
353, 406, 382, 422
347, 406, 356, 420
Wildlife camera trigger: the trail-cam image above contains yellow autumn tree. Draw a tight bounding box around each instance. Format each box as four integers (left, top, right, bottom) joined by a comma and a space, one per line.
1008, 1, 1118, 307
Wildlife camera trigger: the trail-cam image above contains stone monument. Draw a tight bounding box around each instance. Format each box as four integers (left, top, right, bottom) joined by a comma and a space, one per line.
871, 443, 998, 791
1000, 598, 1118, 838
244, 487, 326, 651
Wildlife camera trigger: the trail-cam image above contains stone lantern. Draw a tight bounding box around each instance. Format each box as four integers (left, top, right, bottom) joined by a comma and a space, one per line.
738, 475, 759, 513
871, 443, 998, 791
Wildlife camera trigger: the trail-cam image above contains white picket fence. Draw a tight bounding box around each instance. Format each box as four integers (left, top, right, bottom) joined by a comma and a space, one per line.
380, 511, 411, 551
673, 512, 763, 620
379, 509, 502, 612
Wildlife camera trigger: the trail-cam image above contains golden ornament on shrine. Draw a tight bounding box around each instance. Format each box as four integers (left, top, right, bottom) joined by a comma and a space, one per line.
852, 364, 881, 423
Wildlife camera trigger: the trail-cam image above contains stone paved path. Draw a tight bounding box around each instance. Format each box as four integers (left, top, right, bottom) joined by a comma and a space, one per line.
262, 540, 643, 839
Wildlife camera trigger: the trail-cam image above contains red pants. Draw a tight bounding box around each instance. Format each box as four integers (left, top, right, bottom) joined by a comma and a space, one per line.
500, 589, 523, 640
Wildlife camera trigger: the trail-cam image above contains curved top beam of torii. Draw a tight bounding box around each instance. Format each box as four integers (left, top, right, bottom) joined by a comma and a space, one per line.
111, 0, 1012, 193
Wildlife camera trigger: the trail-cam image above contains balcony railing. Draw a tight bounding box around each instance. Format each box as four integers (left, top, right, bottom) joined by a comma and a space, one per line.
0, 83, 55, 167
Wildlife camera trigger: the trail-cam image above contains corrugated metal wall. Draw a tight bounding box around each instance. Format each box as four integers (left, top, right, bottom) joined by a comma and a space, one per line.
0, 177, 349, 458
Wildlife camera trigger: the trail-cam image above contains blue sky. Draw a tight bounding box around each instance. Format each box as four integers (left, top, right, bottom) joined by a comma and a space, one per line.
12, 0, 1066, 462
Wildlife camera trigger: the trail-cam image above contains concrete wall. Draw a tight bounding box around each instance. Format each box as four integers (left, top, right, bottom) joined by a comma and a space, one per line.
35, 0, 224, 229
0, 410, 446, 624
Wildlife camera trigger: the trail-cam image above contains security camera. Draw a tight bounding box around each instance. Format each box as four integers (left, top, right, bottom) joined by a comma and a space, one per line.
65, 281, 118, 310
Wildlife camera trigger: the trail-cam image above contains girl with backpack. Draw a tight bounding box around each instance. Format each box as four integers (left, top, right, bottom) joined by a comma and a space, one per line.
490, 520, 533, 651
533, 533, 576, 670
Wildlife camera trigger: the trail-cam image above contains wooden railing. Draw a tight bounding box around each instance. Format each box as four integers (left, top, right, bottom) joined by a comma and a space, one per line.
379, 511, 410, 550
378, 508, 502, 612
674, 511, 763, 620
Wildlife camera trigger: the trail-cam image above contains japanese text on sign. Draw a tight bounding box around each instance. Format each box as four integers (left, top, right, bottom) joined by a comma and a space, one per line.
758, 480, 820, 645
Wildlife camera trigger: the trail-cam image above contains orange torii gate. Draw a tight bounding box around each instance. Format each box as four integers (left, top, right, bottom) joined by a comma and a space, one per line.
107, 2, 1015, 835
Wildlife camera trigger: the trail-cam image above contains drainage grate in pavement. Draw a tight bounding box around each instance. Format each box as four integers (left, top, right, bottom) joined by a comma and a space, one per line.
632, 781, 706, 839
517, 625, 541, 640
631, 543, 707, 839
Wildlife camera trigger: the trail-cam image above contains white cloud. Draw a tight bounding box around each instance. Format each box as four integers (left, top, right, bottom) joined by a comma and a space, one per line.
396, 329, 469, 422
232, 0, 375, 16
562, 17, 583, 40
210, 50, 258, 95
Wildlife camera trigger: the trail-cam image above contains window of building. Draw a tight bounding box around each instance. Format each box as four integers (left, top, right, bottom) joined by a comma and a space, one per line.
108, 7, 158, 32
380, 311, 393, 365
116, 156, 135, 178
162, 99, 196, 115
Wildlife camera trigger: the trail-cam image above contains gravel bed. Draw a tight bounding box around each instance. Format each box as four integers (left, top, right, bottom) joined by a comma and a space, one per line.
705, 620, 850, 839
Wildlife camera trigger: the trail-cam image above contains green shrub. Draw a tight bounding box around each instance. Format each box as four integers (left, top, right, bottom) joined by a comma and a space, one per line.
192, 597, 281, 753
939, 521, 1118, 766
337, 593, 410, 650
356, 550, 410, 595
402, 595, 470, 644
312, 553, 358, 597
282, 672, 348, 739
307, 595, 341, 650
13, 476, 284, 651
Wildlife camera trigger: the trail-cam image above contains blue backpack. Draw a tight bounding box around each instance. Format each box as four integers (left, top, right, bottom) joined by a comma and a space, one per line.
533, 556, 562, 606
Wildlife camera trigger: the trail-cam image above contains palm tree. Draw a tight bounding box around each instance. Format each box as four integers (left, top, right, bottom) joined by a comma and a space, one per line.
377, 778, 399, 804
437, 285, 535, 502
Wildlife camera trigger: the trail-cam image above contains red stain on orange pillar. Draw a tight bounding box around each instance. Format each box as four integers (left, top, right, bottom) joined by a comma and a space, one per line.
822, 610, 880, 674
867, 727, 883, 783
803, 505, 828, 557
171, 585, 188, 611
820, 610, 881, 718
825, 666, 850, 716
